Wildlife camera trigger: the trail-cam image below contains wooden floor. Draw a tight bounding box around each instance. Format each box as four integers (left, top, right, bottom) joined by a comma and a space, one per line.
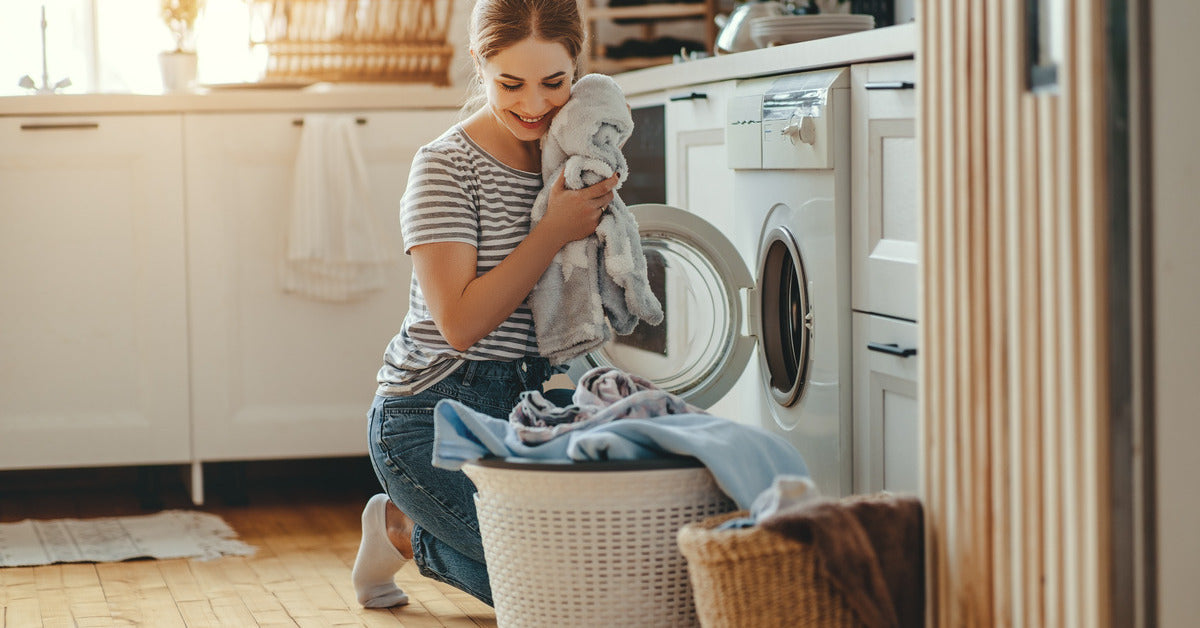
0, 458, 498, 627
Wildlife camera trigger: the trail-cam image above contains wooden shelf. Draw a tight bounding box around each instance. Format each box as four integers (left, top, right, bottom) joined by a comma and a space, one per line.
583, 0, 716, 76
584, 3, 710, 21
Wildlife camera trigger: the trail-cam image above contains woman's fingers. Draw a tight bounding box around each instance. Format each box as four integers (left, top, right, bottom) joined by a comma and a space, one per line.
585, 173, 619, 199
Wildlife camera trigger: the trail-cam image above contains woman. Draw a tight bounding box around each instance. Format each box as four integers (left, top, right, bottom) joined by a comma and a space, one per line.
351, 0, 620, 609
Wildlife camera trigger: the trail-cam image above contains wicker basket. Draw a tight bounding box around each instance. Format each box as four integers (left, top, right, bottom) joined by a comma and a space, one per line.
462, 458, 737, 628
676, 510, 863, 628
248, 0, 455, 84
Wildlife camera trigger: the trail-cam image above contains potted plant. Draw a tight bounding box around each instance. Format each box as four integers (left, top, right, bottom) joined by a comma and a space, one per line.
159, 0, 205, 91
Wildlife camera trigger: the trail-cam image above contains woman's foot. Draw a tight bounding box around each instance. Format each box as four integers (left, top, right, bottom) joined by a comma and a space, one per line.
352, 494, 411, 608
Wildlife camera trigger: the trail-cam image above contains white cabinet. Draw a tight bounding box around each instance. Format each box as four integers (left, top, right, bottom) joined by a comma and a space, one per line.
852, 313, 919, 494
850, 58, 920, 494
183, 110, 457, 461
0, 115, 191, 469
665, 80, 736, 230
851, 59, 918, 321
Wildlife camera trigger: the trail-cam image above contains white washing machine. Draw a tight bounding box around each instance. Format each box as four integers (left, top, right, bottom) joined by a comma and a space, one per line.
576, 68, 854, 497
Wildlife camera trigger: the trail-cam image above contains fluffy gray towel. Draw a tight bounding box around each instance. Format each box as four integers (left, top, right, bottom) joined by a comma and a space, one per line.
529, 73, 665, 364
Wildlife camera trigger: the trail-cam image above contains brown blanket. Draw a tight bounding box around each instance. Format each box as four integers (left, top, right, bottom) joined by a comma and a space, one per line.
759, 493, 925, 628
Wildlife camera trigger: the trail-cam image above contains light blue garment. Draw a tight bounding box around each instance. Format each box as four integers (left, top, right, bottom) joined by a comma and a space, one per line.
432, 398, 809, 510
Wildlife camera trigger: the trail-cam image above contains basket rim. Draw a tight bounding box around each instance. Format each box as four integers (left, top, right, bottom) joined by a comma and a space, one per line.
468, 455, 703, 472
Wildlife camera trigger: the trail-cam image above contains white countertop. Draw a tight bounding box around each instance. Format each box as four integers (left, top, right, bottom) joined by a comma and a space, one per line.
615, 22, 915, 96
0, 83, 468, 117
0, 23, 914, 117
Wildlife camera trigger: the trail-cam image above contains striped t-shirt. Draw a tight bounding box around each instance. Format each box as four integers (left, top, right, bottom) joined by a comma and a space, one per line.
376, 125, 544, 396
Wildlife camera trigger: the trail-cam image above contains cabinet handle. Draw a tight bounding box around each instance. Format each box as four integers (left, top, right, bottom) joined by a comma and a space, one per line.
864, 81, 915, 90
292, 117, 367, 126
20, 122, 100, 131
668, 92, 707, 102
867, 342, 917, 357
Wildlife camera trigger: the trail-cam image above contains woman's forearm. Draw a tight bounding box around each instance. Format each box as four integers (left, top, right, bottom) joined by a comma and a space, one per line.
423, 222, 566, 352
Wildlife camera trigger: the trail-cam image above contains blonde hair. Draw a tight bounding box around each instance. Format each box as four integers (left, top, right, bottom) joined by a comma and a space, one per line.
461, 0, 586, 115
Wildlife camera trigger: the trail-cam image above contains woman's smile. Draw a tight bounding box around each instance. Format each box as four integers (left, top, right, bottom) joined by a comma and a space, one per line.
513, 112, 547, 128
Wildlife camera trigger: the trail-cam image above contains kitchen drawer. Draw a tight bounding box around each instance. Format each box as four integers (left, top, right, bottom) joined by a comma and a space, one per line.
851, 58, 918, 321
852, 312, 920, 494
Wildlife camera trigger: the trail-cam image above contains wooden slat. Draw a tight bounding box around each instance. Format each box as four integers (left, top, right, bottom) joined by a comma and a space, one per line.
1077, 0, 1111, 624
928, 0, 950, 623
917, 0, 943, 623
983, 1, 1012, 624
1041, 89, 1060, 628
1053, 6, 1076, 627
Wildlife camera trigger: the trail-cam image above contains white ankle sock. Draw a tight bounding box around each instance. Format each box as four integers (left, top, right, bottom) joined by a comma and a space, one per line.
352, 493, 410, 608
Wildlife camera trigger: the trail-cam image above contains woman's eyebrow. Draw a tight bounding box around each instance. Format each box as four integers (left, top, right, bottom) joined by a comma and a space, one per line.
497, 71, 567, 81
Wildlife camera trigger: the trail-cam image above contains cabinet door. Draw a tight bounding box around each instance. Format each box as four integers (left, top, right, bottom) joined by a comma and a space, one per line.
665, 80, 736, 229
852, 312, 920, 494
851, 59, 918, 321
184, 110, 457, 461
0, 115, 191, 469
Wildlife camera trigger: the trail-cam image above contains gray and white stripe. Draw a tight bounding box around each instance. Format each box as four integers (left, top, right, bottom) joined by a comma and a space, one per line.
377, 125, 544, 396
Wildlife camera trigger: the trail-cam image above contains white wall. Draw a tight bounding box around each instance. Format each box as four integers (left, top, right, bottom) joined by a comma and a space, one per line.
1152, 0, 1200, 625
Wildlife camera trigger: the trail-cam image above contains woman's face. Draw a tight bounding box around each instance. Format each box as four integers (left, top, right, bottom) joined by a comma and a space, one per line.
477, 37, 575, 143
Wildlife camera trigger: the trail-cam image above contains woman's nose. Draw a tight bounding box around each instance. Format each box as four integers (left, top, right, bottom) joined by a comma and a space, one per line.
522, 89, 548, 112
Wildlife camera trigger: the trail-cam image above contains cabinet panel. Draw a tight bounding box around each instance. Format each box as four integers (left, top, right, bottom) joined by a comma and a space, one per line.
852, 312, 919, 494
0, 115, 191, 468
851, 59, 918, 321
184, 110, 456, 460
666, 80, 735, 231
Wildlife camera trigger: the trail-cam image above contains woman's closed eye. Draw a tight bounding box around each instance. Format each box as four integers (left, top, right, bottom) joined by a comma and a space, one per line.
499, 81, 566, 91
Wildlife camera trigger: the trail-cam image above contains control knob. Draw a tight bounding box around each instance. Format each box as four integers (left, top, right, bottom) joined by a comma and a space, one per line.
782, 114, 817, 146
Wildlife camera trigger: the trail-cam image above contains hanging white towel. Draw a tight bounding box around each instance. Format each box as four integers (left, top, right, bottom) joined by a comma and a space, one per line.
282, 114, 391, 302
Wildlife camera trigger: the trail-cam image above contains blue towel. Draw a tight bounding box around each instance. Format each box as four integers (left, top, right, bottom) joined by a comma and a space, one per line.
432, 398, 809, 509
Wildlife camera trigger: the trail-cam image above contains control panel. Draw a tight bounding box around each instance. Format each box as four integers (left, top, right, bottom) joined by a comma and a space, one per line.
726, 68, 849, 170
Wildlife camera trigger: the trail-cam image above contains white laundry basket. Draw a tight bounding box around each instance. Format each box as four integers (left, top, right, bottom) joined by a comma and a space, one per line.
462, 457, 737, 628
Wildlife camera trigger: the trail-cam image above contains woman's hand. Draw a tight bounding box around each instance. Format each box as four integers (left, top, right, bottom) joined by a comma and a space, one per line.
539, 172, 620, 248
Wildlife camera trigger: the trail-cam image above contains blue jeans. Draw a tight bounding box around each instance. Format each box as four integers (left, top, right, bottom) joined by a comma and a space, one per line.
367, 357, 569, 607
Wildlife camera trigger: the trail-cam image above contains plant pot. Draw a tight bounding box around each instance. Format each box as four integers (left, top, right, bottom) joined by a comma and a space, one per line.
159, 51, 198, 92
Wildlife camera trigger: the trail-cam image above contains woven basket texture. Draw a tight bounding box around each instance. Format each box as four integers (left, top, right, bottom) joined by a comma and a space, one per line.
248, 0, 455, 84
676, 510, 864, 628
463, 463, 737, 628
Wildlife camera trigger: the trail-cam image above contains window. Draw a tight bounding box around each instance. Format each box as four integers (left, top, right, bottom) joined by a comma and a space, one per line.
2, 0, 263, 95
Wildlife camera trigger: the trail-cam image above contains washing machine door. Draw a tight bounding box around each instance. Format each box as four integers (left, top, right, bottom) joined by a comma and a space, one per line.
575, 203, 755, 409
754, 202, 820, 428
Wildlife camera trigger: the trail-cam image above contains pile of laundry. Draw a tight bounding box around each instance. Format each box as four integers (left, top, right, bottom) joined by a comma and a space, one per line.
431, 366, 809, 510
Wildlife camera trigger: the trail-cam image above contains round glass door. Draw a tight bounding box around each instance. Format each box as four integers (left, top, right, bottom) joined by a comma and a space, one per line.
755, 204, 815, 429
579, 204, 754, 409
